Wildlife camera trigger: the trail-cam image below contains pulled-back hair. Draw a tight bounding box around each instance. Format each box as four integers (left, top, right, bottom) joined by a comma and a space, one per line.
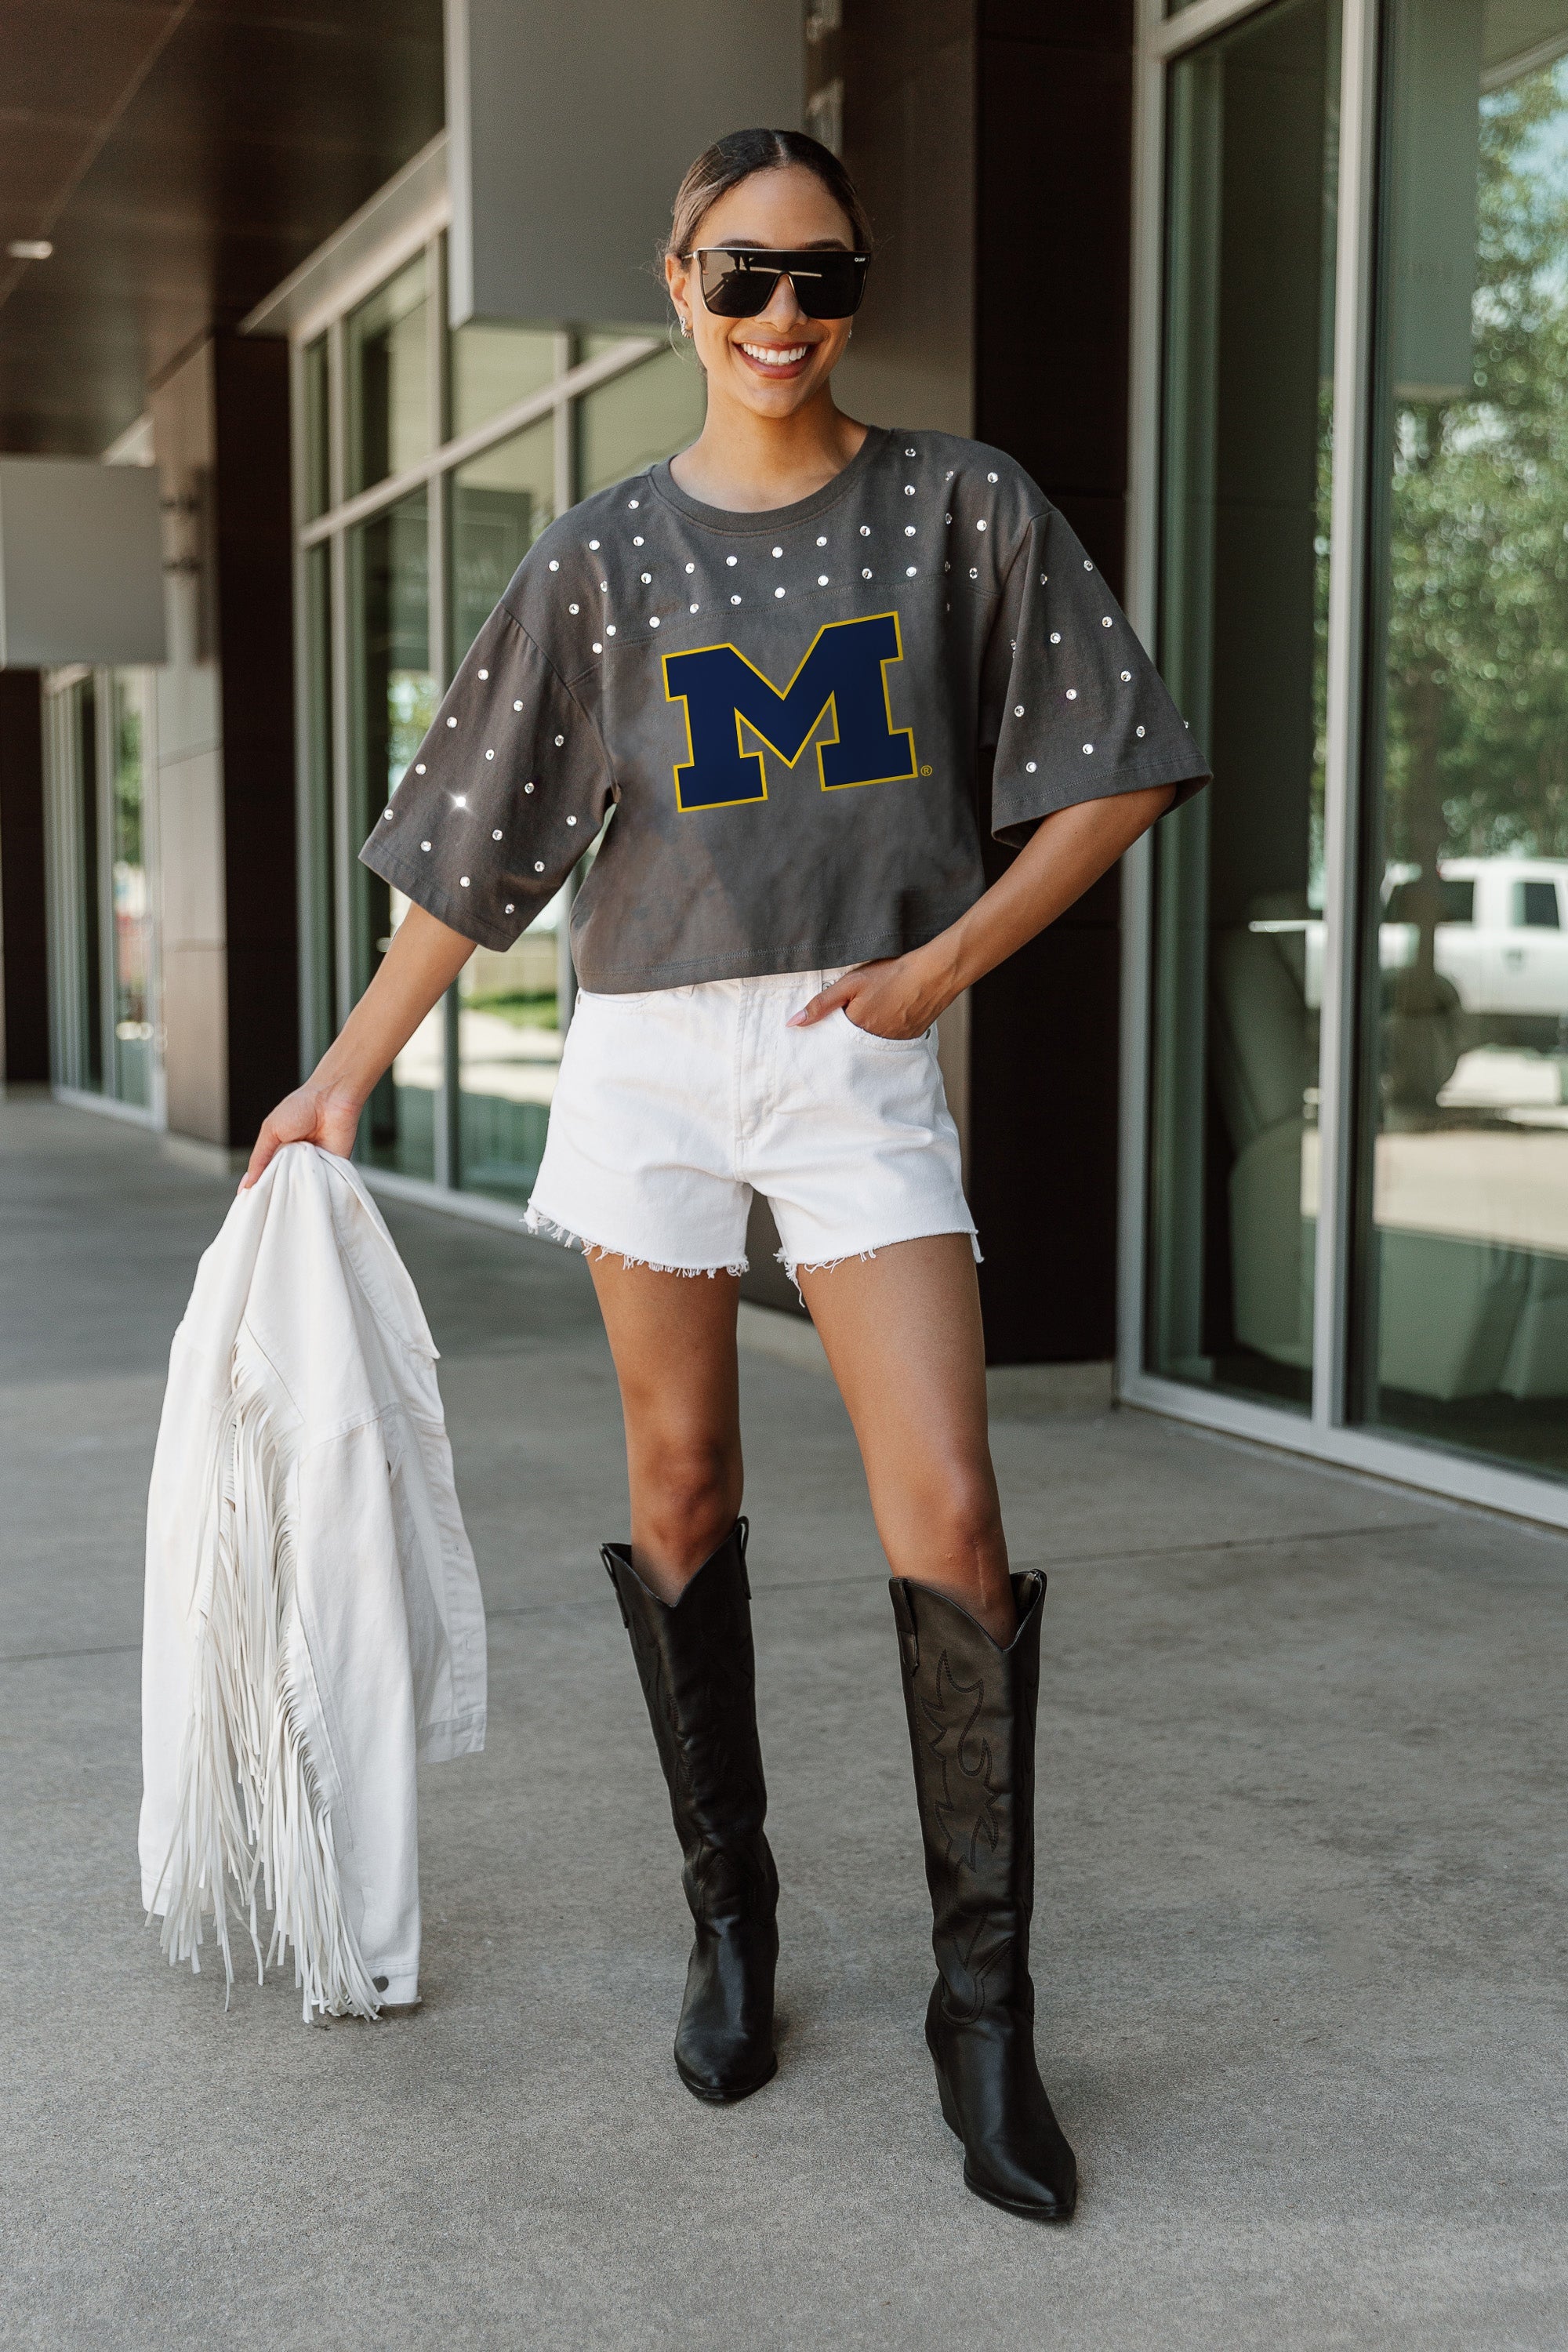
666, 127, 874, 260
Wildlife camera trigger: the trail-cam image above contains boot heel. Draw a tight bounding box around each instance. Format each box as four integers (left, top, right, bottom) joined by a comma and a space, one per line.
931, 2052, 964, 2141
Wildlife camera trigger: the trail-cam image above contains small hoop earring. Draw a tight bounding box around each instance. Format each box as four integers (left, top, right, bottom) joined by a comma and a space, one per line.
680, 316, 693, 338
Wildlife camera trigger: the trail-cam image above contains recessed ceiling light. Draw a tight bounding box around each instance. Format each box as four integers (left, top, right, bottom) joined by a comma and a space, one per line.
7, 240, 53, 261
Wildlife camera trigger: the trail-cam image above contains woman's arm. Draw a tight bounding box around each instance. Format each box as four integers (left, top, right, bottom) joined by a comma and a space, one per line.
788, 782, 1175, 1038
240, 903, 476, 1189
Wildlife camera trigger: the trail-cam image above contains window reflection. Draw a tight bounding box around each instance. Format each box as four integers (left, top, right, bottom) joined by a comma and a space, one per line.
1358, 2, 1568, 1474
302, 334, 330, 520
449, 416, 565, 1200
578, 345, 706, 495
451, 321, 557, 439
450, 416, 555, 659
1146, 0, 1341, 1405
111, 673, 153, 1109
346, 254, 430, 495
456, 886, 573, 1204
351, 490, 438, 1178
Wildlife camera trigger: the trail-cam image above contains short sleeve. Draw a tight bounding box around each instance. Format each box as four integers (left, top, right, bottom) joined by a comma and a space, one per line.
358, 601, 615, 951
980, 507, 1210, 848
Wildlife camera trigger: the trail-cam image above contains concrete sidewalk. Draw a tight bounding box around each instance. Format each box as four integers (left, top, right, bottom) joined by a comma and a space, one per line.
3, 1098, 1565, 2351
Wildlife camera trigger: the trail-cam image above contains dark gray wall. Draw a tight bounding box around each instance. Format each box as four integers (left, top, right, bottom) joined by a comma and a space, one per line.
214, 335, 299, 1151
967, 1, 1138, 1366
151, 332, 298, 1150
831, 0, 976, 439
0, 670, 48, 1087
742, 1, 1141, 1359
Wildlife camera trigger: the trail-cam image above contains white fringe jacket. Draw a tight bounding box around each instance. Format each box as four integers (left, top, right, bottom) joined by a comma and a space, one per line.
140, 1144, 487, 2020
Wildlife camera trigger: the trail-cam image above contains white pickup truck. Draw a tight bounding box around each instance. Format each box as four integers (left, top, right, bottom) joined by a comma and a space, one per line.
1253, 858, 1568, 1047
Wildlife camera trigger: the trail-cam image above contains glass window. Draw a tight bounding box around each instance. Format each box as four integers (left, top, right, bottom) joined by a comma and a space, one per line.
451, 321, 558, 439
302, 334, 330, 520
577, 347, 706, 496
110, 673, 153, 1109
1353, 2, 1568, 1479
302, 542, 337, 1065
350, 488, 439, 1178
456, 884, 572, 1205
448, 412, 564, 1197
449, 415, 556, 661
346, 253, 430, 495
1145, 0, 1342, 1407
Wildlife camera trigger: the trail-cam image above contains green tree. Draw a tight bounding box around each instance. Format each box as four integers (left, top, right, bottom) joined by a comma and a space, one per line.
1385, 62, 1568, 885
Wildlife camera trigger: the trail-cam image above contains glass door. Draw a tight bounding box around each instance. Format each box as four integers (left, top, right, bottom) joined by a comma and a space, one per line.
110, 673, 154, 1109
350, 488, 439, 1180
1352, 0, 1568, 1478
448, 413, 566, 1204
1145, 0, 1343, 1406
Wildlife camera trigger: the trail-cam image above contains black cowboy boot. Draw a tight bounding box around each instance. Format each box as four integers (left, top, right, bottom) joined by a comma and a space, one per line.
603, 1519, 779, 2103
889, 1570, 1077, 2221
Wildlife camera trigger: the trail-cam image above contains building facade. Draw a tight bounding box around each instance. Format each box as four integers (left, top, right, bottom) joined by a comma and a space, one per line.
4, 0, 1566, 1530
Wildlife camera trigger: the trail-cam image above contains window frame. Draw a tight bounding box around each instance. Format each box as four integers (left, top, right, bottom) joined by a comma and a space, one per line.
286, 187, 673, 1207
1120, 0, 1568, 1532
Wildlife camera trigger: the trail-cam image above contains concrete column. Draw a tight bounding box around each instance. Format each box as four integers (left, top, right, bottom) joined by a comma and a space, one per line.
150, 332, 297, 1149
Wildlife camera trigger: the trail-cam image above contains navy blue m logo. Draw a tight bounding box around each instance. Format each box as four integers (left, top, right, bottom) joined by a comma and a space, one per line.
662, 612, 918, 811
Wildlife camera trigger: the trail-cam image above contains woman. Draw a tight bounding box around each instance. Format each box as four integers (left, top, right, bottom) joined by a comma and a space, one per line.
244, 127, 1207, 2222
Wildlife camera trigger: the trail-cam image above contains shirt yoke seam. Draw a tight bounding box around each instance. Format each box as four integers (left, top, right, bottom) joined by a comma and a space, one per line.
492, 601, 614, 777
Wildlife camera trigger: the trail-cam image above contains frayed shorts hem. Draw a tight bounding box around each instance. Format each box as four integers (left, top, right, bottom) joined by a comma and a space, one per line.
523, 1205, 749, 1279
524, 1203, 980, 1287
776, 1226, 982, 1292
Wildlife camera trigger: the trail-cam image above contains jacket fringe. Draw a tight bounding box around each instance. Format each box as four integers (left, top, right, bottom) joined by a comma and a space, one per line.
147, 1374, 383, 2024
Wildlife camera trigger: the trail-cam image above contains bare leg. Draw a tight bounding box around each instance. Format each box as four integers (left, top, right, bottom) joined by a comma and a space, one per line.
587, 1258, 744, 1601
797, 1234, 1015, 1644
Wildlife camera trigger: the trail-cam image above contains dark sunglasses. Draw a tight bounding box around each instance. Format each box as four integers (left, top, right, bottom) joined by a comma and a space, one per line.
684, 246, 869, 321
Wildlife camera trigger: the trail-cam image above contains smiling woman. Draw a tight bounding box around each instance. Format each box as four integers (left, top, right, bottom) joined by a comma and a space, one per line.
245, 122, 1207, 2230
661, 128, 875, 510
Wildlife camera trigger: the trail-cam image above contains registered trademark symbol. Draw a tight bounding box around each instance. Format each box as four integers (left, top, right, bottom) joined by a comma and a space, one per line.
920, 764, 933, 775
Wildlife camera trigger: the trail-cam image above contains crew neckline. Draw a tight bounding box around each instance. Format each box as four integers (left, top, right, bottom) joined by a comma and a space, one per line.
648, 425, 890, 535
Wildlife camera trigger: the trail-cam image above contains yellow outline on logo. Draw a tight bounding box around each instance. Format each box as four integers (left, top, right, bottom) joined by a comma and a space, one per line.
661, 610, 919, 813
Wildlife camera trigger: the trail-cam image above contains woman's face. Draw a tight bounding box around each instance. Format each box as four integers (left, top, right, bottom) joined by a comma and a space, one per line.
665, 163, 858, 420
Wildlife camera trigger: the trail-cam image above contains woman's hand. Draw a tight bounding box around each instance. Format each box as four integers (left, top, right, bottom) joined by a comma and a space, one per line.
787, 785, 1179, 1042
238, 902, 476, 1194
240, 1080, 365, 1191
786, 949, 953, 1040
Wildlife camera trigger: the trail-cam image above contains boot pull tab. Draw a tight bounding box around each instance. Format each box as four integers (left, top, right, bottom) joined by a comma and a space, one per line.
735, 1514, 751, 1597
889, 1579, 920, 1674
601, 1546, 633, 1631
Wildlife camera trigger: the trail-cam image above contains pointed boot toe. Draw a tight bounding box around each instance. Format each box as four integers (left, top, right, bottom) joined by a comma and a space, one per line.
672, 1907, 779, 2101
931, 2010, 1077, 2220
674, 2029, 779, 2104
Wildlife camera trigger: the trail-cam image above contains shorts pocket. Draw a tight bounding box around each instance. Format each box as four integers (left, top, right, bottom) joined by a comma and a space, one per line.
837, 1006, 936, 1051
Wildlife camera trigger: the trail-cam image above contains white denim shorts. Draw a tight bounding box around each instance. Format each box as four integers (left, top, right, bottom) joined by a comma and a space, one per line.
524, 967, 978, 1280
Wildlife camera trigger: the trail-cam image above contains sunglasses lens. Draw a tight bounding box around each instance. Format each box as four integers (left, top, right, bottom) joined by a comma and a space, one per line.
696, 252, 867, 321
794, 256, 866, 319
699, 255, 778, 316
